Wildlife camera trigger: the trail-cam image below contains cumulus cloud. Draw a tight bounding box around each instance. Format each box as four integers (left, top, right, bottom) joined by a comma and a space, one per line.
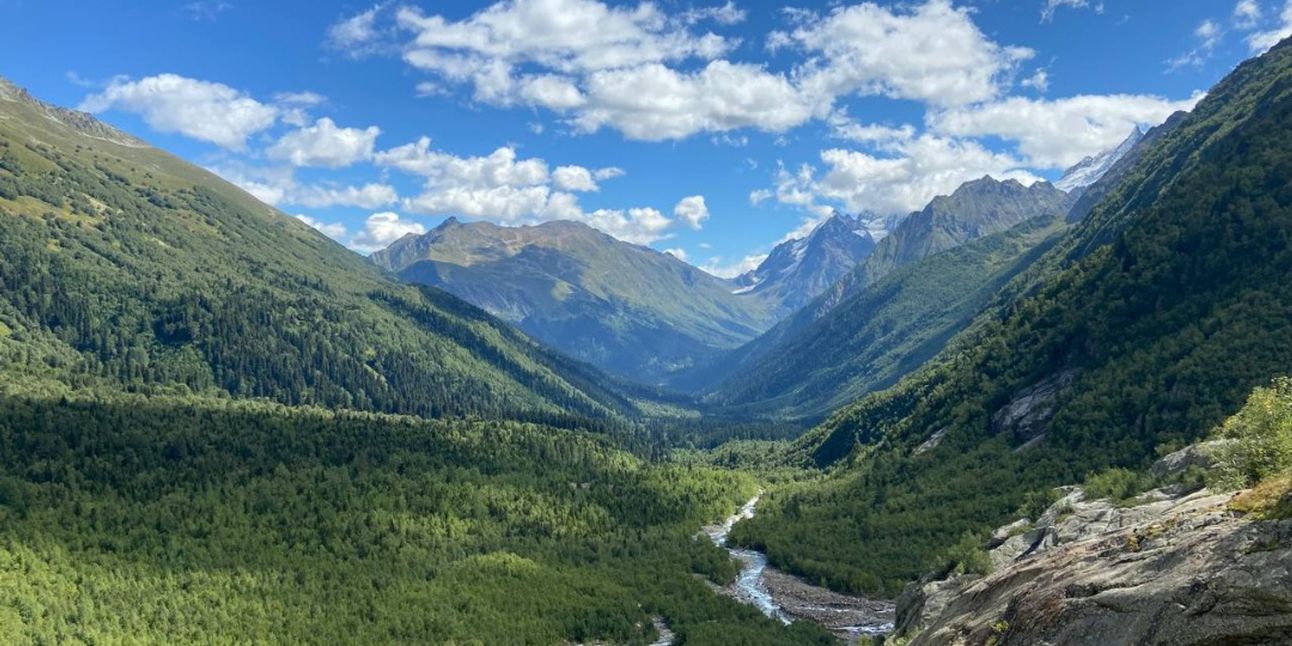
377, 137, 672, 243
929, 93, 1204, 168
701, 253, 767, 279
1234, 0, 1262, 29
1249, 0, 1292, 52
292, 183, 399, 209
213, 164, 398, 209
396, 0, 734, 76
295, 214, 347, 240
784, 0, 1034, 108
375, 138, 549, 186
267, 118, 381, 167
662, 247, 689, 262
673, 195, 710, 229
570, 60, 819, 140
329, 4, 388, 55
1021, 69, 1050, 93
351, 212, 426, 252
385, 0, 1033, 140
767, 135, 1039, 217
80, 74, 278, 149
552, 165, 599, 191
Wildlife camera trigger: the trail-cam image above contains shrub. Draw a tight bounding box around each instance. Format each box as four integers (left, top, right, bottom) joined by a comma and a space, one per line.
1083, 468, 1150, 503
1208, 377, 1292, 491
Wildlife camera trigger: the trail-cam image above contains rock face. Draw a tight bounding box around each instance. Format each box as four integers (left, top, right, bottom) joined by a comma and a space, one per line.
897, 483, 1292, 645
990, 369, 1079, 445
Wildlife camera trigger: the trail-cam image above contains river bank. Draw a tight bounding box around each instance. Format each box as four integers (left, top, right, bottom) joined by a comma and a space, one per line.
701, 494, 895, 642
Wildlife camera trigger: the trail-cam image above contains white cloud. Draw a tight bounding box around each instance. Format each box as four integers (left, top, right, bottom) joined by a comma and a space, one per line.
681, 2, 746, 26
552, 165, 599, 191
1021, 69, 1049, 93
382, 0, 1039, 141
701, 253, 767, 279
377, 137, 672, 243
274, 91, 326, 107
80, 74, 278, 149
351, 212, 426, 252
375, 138, 550, 186
828, 113, 916, 145
786, 0, 1034, 108
749, 188, 773, 205
292, 183, 399, 209
1041, 0, 1103, 23
1249, 1, 1292, 52
571, 60, 819, 140
295, 214, 347, 241
1169, 19, 1224, 70
581, 207, 673, 245
662, 247, 689, 262
267, 118, 381, 168
396, 0, 734, 76
329, 4, 386, 55
519, 74, 587, 109
212, 164, 398, 209
768, 135, 1039, 217
673, 195, 710, 229
929, 93, 1204, 168
1234, 0, 1262, 29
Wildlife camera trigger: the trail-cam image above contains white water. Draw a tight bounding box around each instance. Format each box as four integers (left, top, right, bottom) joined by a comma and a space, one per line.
702, 493, 791, 623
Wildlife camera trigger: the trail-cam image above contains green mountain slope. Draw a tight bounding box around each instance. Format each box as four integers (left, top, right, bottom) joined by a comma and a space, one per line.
705, 213, 1069, 419
371, 217, 778, 381
672, 176, 1073, 397
731, 38, 1292, 595
0, 77, 653, 424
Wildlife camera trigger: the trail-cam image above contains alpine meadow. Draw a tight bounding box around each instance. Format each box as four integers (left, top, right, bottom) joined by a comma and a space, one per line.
2, 1, 1292, 645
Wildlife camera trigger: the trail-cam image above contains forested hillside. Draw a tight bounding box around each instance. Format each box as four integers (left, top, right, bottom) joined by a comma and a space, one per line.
371, 217, 777, 382
0, 77, 655, 425
676, 176, 1073, 405
705, 214, 1069, 419
732, 37, 1292, 596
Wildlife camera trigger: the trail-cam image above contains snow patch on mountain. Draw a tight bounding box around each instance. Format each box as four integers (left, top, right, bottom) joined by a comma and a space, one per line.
1055, 126, 1147, 193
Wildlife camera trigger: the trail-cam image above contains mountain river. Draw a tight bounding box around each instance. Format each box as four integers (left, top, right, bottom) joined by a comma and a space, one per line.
699, 493, 896, 643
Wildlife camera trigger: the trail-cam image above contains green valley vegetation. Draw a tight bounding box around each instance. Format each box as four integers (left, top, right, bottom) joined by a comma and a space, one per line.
0, 375, 830, 644
731, 37, 1292, 596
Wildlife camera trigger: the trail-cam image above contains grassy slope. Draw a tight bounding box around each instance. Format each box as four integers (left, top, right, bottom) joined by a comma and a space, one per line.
732, 38, 1292, 596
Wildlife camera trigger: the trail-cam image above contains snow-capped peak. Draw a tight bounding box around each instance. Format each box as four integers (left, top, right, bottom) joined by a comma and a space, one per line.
1055, 126, 1147, 193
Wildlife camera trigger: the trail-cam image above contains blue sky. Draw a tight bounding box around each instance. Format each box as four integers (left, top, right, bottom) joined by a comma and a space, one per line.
2, 0, 1289, 276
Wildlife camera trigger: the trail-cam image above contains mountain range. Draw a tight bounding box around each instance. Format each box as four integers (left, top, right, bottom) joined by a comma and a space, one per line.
732, 36, 1292, 602
667, 175, 1075, 402
371, 209, 881, 382
3, 31, 1292, 646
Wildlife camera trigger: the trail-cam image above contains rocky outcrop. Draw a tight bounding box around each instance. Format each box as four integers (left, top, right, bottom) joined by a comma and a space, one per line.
896, 480, 1292, 645
1151, 440, 1234, 479
991, 369, 1079, 446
